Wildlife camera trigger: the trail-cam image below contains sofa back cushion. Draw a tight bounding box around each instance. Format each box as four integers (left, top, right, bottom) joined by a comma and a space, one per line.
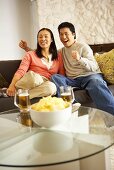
95, 49, 114, 84
0, 60, 21, 84
0, 73, 9, 88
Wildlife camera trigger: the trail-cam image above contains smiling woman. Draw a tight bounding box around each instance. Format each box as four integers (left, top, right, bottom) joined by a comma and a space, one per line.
6, 28, 65, 99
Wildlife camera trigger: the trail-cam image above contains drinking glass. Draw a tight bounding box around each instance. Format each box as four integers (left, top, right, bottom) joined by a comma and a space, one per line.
16, 110, 33, 127
14, 89, 33, 127
60, 86, 75, 104
14, 89, 31, 112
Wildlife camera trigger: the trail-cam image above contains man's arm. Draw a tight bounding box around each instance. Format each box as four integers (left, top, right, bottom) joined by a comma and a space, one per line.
19, 40, 34, 52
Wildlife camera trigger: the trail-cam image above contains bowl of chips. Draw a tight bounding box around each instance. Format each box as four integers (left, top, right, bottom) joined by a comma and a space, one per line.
30, 96, 72, 128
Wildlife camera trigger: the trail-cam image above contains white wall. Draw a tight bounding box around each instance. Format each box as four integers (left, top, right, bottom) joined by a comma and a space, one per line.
36, 0, 114, 49
0, 0, 114, 61
0, 0, 34, 60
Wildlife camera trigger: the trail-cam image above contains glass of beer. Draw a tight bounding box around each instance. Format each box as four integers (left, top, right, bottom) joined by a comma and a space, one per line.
16, 110, 33, 127
14, 89, 33, 127
60, 86, 75, 103
14, 89, 31, 111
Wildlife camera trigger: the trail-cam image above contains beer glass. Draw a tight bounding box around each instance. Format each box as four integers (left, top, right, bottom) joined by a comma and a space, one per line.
14, 89, 31, 111
60, 86, 75, 103
16, 110, 33, 127
14, 89, 33, 127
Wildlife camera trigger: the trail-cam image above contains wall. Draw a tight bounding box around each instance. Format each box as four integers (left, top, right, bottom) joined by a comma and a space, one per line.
0, 0, 113, 60
36, 0, 114, 49
0, 0, 34, 60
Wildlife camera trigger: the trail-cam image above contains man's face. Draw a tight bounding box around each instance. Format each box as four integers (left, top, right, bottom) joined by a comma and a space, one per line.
59, 28, 75, 47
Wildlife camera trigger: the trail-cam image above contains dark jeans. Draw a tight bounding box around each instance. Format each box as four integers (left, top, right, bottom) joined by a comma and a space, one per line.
51, 73, 114, 115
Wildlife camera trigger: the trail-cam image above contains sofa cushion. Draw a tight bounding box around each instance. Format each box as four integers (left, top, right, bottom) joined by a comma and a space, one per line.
0, 73, 9, 88
0, 96, 40, 112
0, 97, 16, 112
95, 49, 114, 84
0, 60, 21, 84
73, 84, 114, 108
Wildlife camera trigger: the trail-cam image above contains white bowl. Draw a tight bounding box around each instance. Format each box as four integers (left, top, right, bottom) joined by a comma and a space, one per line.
30, 105, 72, 128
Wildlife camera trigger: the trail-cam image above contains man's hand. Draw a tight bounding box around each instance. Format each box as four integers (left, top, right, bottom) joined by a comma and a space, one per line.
19, 40, 28, 51
72, 50, 81, 61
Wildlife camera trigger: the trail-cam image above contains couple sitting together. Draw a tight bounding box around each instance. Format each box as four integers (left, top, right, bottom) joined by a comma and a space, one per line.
6, 22, 114, 115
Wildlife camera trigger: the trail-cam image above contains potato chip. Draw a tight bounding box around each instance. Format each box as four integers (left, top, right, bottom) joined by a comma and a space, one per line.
31, 96, 70, 112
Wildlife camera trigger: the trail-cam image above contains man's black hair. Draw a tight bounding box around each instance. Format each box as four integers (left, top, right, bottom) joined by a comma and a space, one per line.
58, 22, 76, 39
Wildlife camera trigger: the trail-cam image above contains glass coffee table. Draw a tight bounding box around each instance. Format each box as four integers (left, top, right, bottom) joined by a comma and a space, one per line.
0, 106, 114, 170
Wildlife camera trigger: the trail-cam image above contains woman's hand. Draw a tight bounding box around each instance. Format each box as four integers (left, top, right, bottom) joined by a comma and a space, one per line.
6, 85, 16, 97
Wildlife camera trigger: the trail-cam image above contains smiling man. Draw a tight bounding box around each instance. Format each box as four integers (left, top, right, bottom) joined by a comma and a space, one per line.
51, 22, 114, 115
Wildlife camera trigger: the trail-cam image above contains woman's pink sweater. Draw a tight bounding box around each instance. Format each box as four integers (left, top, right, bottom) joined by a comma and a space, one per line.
15, 51, 65, 79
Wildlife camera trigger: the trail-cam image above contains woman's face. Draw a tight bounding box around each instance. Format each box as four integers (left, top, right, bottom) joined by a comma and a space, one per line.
38, 30, 52, 49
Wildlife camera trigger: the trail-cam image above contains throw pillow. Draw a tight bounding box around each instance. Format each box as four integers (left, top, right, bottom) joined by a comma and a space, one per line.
15, 71, 44, 89
0, 73, 9, 88
95, 49, 114, 84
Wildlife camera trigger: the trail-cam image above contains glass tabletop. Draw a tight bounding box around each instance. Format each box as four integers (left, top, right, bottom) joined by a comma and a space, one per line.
0, 106, 114, 168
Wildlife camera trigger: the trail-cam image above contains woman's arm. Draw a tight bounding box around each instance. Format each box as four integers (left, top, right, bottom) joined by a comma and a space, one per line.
6, 75, 21, 96
6, 52, 32, 96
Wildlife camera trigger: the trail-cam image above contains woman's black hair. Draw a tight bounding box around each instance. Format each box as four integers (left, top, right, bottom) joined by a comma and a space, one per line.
36, 28, 58, 60
58, 22, 76, 39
